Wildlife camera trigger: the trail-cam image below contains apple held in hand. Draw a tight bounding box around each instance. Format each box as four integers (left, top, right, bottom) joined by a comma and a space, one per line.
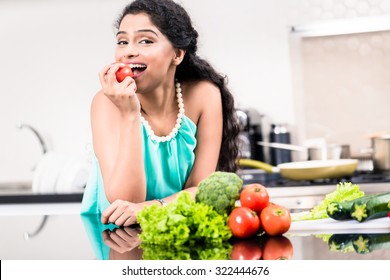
116, 65, 133, 82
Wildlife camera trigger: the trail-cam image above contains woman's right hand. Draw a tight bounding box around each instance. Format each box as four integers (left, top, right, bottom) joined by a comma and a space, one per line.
98, 63, 140, 117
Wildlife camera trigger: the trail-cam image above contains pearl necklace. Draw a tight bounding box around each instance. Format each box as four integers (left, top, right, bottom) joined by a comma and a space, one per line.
140, 82, 185, 143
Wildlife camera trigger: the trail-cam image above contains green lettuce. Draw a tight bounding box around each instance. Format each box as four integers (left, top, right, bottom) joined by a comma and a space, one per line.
137, 192, 232, 246
294, 182, 365, 221
141, 243, 232, 260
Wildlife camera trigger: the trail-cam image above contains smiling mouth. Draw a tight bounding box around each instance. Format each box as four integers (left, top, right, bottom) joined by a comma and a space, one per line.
129, 63, 147, 75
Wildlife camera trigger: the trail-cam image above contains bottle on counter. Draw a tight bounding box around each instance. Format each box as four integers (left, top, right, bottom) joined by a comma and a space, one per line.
269, 124, 292, 165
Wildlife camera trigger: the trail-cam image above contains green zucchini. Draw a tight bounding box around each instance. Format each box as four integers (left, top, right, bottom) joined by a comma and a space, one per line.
326, 193, 378, 220
352, 233, 390, 254
328, 234, 355, 252
350, 192, 390, 222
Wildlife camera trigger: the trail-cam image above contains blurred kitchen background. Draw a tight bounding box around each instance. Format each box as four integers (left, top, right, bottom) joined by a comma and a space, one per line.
1, 0, 390, 192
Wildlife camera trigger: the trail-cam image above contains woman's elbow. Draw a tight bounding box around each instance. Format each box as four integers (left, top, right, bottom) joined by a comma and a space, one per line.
105, 182, 147, 203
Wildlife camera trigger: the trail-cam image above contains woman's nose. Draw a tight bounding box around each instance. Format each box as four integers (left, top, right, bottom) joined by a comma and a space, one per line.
122, 45, 139, 58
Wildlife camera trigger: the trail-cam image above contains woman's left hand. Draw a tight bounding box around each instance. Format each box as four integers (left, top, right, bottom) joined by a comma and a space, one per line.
101, 199, 146, 226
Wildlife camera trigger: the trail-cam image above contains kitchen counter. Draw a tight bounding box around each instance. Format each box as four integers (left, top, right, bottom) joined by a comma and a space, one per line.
1, 203, 389, 260
0, 182, 83, 204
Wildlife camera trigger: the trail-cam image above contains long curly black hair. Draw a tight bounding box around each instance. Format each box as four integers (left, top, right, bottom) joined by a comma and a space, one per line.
115, 0, 240, 172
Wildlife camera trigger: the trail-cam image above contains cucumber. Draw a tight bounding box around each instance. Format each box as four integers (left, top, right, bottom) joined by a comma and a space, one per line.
350, 192, 390, 222
326, 193, 380, 220
328, 234, 355, 252
352, 233, 390, 254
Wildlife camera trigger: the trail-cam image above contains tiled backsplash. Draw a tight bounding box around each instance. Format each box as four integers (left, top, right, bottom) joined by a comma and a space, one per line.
286, 0, 390, 156
298, 30, 390, 156
286, 0, 390, 25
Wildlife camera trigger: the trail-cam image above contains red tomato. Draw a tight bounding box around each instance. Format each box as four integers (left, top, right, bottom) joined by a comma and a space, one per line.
260, 204, 291, 236
228, 207, 260, 239
240, 183, 270, 214
116, 65, 133, 82
231, 238, 262, 260
262, 235, 294, 260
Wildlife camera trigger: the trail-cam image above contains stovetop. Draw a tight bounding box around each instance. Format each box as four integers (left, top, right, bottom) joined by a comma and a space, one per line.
239, 169, 390, 188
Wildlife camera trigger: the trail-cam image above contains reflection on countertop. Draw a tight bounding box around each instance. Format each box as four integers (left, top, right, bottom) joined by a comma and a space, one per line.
2, 210, 389, 260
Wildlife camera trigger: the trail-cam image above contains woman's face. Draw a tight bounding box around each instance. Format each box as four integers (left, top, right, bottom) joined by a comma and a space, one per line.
115, 13, 178, 89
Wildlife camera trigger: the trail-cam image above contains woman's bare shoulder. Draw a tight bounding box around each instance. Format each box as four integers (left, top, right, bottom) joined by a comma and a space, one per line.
91, 90, 109, 109
91, 90, 117, 114
90, 90, 120, 127
183, 80, 222, 123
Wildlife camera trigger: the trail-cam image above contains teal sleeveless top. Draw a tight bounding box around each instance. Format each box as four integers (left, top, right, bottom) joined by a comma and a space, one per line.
81, 116, 197, 214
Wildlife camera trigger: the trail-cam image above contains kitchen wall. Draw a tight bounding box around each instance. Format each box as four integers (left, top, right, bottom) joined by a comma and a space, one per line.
295, 30, 390, 156
287, 0, 390, 157
1, 0, 390, 183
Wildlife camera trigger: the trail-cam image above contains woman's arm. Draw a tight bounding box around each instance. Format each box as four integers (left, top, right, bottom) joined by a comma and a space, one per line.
184, 81, 223, 189
92, 63, 146, 203
100, 81, 223, 226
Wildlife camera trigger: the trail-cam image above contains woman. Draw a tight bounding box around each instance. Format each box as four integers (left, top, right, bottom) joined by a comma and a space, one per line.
81, 0, 239, 226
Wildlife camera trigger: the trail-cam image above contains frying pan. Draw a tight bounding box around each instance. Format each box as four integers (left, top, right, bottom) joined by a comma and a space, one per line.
257, 141, 351, 160
237, 158, 359, 181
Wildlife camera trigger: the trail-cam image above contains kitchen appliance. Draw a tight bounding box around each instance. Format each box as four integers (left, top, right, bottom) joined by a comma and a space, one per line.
269, 124, 292, 165
258, 141, 351, 161
237, 158, 358, 181
236, 108, 264, 161
371, 134, 390, 171
239, 164, 390, 189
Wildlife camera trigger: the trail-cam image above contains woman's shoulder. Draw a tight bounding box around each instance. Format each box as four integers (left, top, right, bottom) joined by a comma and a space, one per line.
91, 90, 109, 108
90, 90, 119, 121
183, 80, 220, 97
91, 90, 118, 111
182, 80, 222, 123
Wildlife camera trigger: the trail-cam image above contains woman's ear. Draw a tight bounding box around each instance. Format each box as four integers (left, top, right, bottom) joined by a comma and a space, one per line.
173, 49, 186, 65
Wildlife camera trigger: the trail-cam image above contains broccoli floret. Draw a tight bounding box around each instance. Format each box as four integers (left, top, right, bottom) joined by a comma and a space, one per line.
195, 171, 243, 215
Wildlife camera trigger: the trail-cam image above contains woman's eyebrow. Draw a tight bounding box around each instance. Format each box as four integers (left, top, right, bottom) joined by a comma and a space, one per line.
116, 29, 159, 37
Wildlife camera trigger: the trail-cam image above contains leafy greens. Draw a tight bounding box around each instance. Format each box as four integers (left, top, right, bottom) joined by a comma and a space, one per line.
137, 191, 232, 246
293, 182, 365, 221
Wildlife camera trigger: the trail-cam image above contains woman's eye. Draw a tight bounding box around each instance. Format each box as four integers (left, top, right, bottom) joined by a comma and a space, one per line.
139, 39, 153, 44
117, 40, 128, 45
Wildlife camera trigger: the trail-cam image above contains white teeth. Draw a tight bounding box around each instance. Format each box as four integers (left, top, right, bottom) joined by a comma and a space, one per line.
129, 63, 146, 69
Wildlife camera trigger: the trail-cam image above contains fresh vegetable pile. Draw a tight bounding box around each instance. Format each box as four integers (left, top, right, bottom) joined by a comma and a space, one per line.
137, 171, 292, 248
137, 191, 232, 246
293, 182, 365, 221
326, 233, 390, 254
141, 242, 232, 260
195, 171, 242, 215
228, 183, 291, 238
327, 191, 390, 222
291, 181, 390, 223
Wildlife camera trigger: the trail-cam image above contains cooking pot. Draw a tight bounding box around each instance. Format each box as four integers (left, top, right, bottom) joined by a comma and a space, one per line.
371, 134, 390, 171
257, 141, 350, 160
237, 158, 358, 181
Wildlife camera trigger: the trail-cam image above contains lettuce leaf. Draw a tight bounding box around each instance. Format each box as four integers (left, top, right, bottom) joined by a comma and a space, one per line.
293, 182, 365, 221
141, 243, 232, 260
137, 192, 232, 246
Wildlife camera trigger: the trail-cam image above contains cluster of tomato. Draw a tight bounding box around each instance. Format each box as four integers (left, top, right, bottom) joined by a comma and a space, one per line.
228, 183, 291, 238
230, 235, 293, 260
